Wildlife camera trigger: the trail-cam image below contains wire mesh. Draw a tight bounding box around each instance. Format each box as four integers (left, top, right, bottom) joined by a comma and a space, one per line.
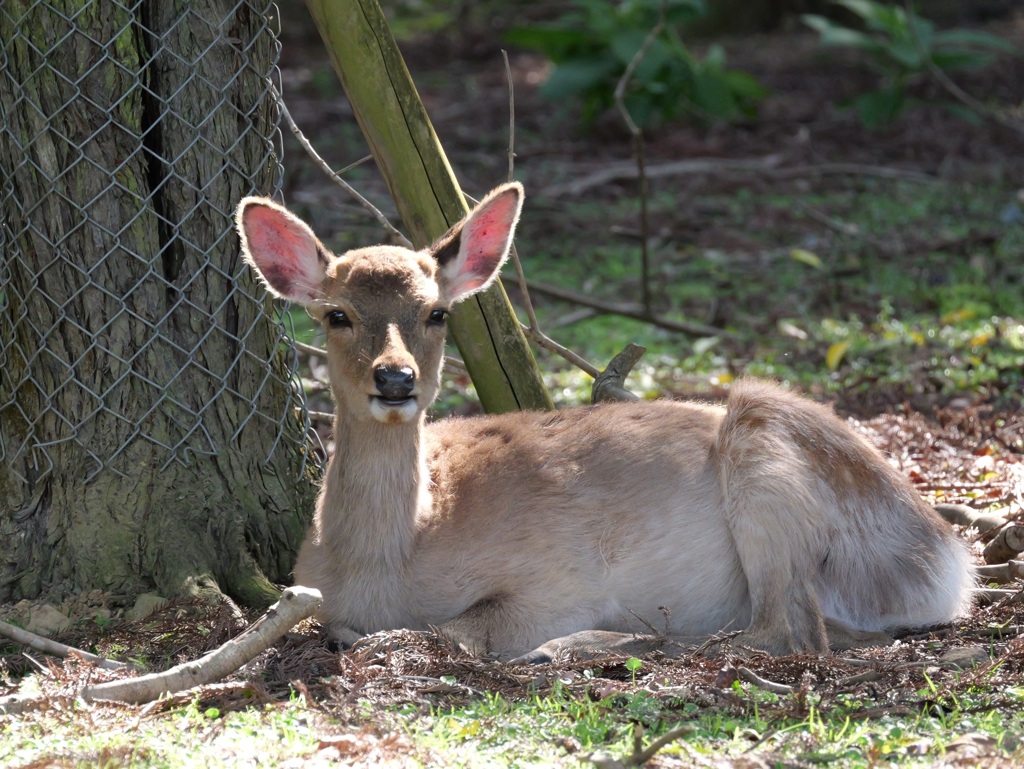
0, 0, 313, 484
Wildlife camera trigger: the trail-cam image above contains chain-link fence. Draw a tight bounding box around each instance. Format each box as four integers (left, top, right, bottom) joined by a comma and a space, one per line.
0, 0, 313, 486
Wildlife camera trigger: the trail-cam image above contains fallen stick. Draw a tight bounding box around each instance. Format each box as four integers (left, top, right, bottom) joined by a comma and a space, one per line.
544, 156, 936, 197
975, 587, 1019, 606
525, 280, 728, 338
736, 666, 795, 695
983, 524, 1024, 565
933, 504, 1009, 540
976, 560, 1024, 584
0, 586, 322, 715
0, 620, 133, 672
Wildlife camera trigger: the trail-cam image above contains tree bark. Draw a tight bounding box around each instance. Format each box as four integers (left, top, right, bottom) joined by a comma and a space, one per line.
0, 0, 317, 608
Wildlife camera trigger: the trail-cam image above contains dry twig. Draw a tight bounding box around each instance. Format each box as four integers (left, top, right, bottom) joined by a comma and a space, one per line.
277, 89, 412, 248
0, 620, 132, 672
976, 560, 1024, 584
982, 523, 1024, 564
544, 156, 935, 197
526, 280, 728, 338
934, 503, 1009, 540
612, 0, 665, 315
589, 722, 696, 768
497, 50, 602, 380
736, 666, 795, 695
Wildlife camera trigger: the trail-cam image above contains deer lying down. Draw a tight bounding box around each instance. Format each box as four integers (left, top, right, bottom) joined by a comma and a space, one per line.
236, 183, 974, 661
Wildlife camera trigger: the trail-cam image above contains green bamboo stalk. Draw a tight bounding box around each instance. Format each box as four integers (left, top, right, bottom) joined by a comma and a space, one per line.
303, 0, 553, 414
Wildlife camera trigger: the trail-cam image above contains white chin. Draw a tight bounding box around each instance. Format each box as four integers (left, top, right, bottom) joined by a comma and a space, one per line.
369, 397, 420, 424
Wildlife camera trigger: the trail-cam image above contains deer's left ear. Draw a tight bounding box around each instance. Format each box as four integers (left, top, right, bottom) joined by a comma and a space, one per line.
431, 182, 523, 303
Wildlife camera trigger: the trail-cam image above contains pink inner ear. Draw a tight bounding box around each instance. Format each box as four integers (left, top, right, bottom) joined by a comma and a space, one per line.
459, 194, 518, 281
243, 206, 322, 302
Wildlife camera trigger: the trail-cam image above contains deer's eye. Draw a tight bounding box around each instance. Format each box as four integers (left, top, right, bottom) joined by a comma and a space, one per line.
427, 309, 449, 327
325, 310, 352, 329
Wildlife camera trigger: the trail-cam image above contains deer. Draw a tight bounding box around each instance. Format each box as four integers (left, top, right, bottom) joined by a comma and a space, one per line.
236, 182, 975, 661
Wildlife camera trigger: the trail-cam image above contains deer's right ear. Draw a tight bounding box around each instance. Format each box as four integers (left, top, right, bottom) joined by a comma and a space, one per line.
236, 197, 329, 304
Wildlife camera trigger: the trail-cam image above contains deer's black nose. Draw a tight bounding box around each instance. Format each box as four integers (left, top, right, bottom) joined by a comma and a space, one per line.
374, 366, 415, 401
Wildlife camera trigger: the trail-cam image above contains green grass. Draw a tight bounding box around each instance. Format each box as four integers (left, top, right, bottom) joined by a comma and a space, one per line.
1, 695, 320, 769
392, 676, 1024, 767
5, 674, 1024, 768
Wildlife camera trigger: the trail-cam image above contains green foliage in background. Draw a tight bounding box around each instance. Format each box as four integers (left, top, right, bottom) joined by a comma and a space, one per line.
506, 0, 766, 128
802, 0, 1017, 128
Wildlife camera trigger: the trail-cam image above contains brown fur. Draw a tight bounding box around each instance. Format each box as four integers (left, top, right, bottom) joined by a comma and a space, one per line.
236, 184, 974, 660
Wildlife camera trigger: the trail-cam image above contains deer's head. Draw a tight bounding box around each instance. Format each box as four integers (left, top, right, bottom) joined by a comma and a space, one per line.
236, 183, 523, 425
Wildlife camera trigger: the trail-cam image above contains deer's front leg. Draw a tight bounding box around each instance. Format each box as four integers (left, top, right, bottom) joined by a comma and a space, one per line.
514, 630, 687, 664
321, 621, 364, 649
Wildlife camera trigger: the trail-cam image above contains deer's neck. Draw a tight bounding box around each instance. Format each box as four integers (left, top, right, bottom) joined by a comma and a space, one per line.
318, 415, 429, 571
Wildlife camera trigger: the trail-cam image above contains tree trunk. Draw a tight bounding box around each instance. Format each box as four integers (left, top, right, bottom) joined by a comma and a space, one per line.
0, 0, 318, 609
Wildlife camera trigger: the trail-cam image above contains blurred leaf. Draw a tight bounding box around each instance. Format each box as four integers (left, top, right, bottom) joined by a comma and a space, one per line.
942, 307, 978, 325
609, 29, 649, 66
934, 29, 1018, 55
940, 101, 984, 125
803, 0, 1015, 129
692, 68, 736, 118
886, 38, 924, 69
826, 340, 850, 372
802, 15, 880, 53
790, 248, 824, 269
931, 50, 995, 72
504, 26, 589, 60
540, 59, 618, 100
508, 0, 762, 129
851, 87, 905, 129
721, 69, 766, 98
778, 320, 809, 340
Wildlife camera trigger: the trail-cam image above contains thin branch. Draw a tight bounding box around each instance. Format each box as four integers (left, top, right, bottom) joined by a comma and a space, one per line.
627, 724, 696, 765
502, 49, 516, 182
529, 323, 601, 378
976, 560, 1024, 584
613, 0, 665, 316
933, 503, 1009, 540
293, 339, 327, 359
304, 409, 334, 424
495, 50, 600, 379
737, 666, 795, 695
592, 343, 645, 403
543, 156, 935, 197
276, 89, 413, 249
0, 620, 132, 671
526, 280, 730, 338
975, 587, 1019, 606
